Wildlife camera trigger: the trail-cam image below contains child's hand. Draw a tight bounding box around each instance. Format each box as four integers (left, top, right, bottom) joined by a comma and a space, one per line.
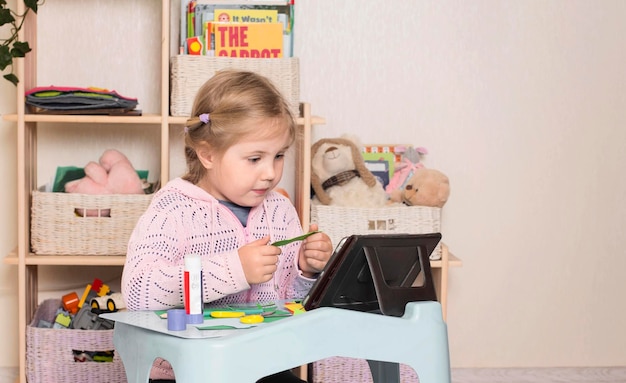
298, 224, 333, 278
239, 236, 281, 284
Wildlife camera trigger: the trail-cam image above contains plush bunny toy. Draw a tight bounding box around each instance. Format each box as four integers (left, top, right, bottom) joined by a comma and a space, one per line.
65, 149, 144, 195
65, 149, 145, 216
310, 137, 389, 207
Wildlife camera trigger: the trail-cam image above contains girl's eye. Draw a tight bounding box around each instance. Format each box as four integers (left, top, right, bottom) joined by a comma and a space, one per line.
248, 157, 261, 163
275, 153, 285, 160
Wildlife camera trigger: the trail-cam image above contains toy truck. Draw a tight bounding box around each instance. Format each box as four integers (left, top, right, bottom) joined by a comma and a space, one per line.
90, 292, 126, 312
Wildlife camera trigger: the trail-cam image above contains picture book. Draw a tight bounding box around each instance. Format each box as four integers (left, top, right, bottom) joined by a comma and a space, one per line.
204, 21, 215, 55
214, 22, 284, 58
187, 36, 203, 55
364, 160, 391, 189
362, 152, 396, 180
362, 144, 411, 164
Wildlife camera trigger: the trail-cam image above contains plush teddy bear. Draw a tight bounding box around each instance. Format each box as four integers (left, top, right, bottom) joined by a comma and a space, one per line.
392, 167, 450, 208
311, 137, 389, 207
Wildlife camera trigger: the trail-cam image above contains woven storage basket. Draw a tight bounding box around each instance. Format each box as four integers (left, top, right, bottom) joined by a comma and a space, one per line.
31, 191, 153, 255
27, 299, 127, 383
310, 357, 419, 383
310, 204, 442, 260
170, 56, 300, 117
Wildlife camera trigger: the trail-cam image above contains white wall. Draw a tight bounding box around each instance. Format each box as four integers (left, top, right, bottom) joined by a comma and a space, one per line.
295, 0, 626, 368
1, 0, 626, 370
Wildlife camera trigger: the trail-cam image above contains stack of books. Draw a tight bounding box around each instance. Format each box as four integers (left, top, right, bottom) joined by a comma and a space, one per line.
180, 1, 294, 58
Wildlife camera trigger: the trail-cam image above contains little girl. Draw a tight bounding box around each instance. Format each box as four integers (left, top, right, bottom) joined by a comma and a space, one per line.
121, 70, 333, 383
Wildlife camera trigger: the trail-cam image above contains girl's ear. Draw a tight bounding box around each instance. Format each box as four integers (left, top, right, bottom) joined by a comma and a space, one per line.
196, 144, 215, 169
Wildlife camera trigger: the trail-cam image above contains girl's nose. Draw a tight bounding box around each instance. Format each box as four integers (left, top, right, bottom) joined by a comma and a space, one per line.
262, 165, 276, 181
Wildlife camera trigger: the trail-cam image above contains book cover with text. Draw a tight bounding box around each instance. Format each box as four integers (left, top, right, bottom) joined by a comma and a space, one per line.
214, 22, 283, 58
214, 9, 279, 24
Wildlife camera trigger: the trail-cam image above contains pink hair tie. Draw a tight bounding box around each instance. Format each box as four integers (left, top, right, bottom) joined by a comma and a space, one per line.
199, 113, 210, 124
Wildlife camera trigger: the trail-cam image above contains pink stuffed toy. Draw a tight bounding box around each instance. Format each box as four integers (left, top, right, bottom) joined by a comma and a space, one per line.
65, 149, 145, 216
65, 149, 144, 195
385, 146, 428, 197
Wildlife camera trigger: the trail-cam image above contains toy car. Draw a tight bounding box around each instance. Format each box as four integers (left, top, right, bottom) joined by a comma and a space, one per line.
90, 292, 126, 312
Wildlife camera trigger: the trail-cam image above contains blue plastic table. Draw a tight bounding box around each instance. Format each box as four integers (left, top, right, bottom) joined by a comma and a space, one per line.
102, 301, 450, 383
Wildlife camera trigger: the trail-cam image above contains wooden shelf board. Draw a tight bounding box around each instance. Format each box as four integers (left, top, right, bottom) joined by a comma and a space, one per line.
196, 0, 289, 5
168, 115, 326, 126
2, 113, 326, 126
4, 249, 125, 266
431, 253, 463, 268
2, 113, 163, 124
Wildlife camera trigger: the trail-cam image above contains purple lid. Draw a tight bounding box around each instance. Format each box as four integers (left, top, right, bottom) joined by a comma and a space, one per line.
167, 309, 187, 331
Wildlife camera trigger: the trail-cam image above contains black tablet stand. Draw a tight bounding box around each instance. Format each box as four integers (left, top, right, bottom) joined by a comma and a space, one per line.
306, 233, 442, 382
363, 238, 438, 317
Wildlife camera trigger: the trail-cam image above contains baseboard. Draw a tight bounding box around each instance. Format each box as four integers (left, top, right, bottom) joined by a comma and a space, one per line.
2, 366, 626, 383
451, 367, 626, 383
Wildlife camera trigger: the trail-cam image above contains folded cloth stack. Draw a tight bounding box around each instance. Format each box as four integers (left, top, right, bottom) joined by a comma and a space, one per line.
25, 86, 139, 115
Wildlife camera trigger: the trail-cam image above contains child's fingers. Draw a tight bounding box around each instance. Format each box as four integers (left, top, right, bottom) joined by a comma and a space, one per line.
248, 235, 271, 246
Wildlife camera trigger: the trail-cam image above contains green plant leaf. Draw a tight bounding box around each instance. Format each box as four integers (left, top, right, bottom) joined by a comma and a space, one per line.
1, 1, 41, 84
11, 41, 31, 57
4, 73, 18, 86
0, 45, 11, 70
24, 0, 38, 13
0, 7, 15, 26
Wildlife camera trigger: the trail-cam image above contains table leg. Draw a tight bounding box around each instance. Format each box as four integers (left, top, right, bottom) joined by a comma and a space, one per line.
367, 360, 400, 383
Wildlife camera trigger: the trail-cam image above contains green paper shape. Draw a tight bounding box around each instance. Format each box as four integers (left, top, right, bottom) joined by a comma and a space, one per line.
197, 325, 253, 330
271, 231, 320, 247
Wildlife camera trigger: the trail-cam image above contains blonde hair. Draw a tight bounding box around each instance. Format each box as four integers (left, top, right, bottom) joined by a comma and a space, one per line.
182, 70, 296, 184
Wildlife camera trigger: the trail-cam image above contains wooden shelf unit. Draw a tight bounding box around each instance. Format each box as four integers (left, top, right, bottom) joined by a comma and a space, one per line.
3, 2, 325, 382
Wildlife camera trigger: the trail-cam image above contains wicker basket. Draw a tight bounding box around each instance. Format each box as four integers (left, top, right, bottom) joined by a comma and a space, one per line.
26, 299, 127, 383
310, 204, 442, 260
170, 56, 300, 117
310, 357, 419, 383
30, 191, 153, 255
